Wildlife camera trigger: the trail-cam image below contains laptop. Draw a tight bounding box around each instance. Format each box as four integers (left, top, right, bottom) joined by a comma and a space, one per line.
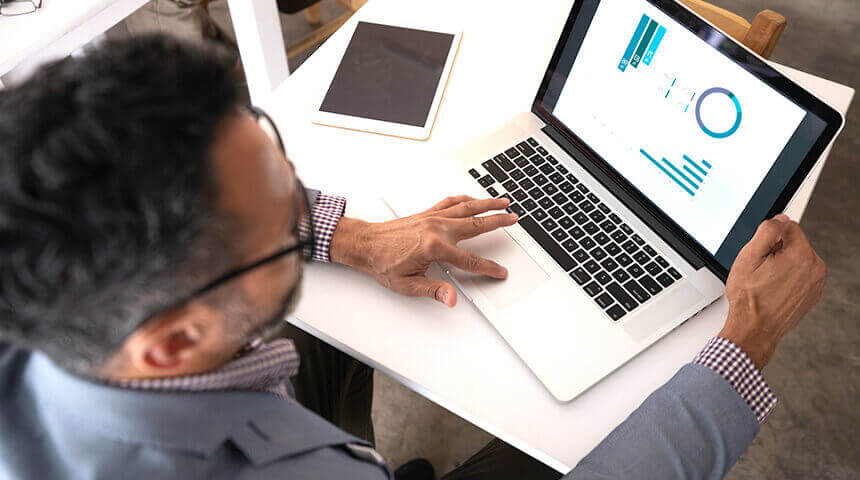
385, 0, 844, 401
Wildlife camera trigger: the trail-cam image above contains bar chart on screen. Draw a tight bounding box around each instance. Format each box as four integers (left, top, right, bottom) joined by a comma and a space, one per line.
619, 13, 667, 71
640, 148, 712, 197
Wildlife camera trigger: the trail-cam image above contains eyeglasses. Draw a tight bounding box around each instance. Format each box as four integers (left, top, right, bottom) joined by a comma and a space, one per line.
0, 0, 42, 16
127, 106, 314, 338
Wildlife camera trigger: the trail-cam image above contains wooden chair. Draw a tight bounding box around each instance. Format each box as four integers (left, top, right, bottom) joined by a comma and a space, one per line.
679, 0, 786, 59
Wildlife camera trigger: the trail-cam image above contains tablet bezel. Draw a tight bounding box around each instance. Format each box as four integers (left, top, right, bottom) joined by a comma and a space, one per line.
531, 0, 845, 280
313, 20, 462, 141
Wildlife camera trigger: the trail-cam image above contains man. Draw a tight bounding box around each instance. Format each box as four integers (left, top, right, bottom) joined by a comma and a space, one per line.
0, 36, 826, 480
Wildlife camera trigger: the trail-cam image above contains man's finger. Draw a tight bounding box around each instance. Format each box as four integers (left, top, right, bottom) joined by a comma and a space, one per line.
450, 212, 519, 240
439, 244, 508, 279
401, 277, 458, 307
737, 215, 793, 267
427, 195, 474, 212
436, 197, 510, 218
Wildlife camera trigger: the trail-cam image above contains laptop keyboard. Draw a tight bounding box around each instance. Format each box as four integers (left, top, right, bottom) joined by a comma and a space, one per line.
468, 137, 683, 321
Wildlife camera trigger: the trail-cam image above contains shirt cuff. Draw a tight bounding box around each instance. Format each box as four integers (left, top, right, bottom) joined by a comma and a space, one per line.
309, 194, 347, 263
693, 337, 777, 423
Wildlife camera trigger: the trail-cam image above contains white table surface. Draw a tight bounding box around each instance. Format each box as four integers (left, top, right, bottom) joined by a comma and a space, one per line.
260, 0, 854, 471
0, 0, 147, 80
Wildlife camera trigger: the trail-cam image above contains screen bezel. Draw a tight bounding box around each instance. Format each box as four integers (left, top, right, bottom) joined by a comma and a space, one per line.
531, 0, 844, 280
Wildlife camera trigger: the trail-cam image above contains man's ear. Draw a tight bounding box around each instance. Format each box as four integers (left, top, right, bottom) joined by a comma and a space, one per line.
115, 301, 234, 379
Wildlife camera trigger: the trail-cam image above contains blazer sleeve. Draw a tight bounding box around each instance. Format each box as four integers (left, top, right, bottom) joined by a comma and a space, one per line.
564, 363, 759, 480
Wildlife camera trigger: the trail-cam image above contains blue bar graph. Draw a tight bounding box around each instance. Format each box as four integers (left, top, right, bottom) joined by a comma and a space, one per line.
642, 25, 666, 65
619, 15, 650, 72
683, 165, 703, 182
662, 158, 699, 190
641, 149, 695, 196
683, 155, 708, 176
702, 159, 712, 168
630, 20, 659, 68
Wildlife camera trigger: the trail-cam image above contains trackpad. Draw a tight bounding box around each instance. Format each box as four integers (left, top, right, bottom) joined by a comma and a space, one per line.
453, 229, 550, 309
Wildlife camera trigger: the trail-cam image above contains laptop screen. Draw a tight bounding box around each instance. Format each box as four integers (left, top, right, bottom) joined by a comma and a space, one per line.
535, 0, 834, 272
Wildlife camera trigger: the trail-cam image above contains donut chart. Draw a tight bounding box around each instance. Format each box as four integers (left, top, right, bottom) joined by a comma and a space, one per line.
695, 87, 742, 139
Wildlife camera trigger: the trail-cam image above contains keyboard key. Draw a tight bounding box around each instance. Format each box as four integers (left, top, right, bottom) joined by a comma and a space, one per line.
597, 203, 610, 214
468, 168, 480, 178
562, 238, 578, 252
552, 192, 568, 205
623, 279, 651, 303
514, 157, 529, 168
611, 230, 628, 243
522, 199, 538, 211
524, 165, 538, 176
572, 212, 589, 225
531, 155, 546, 166
570, 268, 590, 285
532, 209, 548, 221
583, 260, 600, 274
612, 269, 630, 283
512, 189, 527, 201
622, 240, 639, 254
510, 169, 525, 181
566, 173, 579, 184
552, 228, 568, 241
538, 197, 553, 209
619, 223, 633, 235
505, 147, 520, 158
516, 141, 535, 157
633, 251, 650, 264
519, 178, 535, 190
559, 216, 574, 229
655, 256, 669, 268
627, 264, 645, 278
667, 267, 682, 280
495, 154, 516, 171
541, 218, 558, 231
644, 261, 662, 276
595, 293, 614, 309
656, 272, 675, 287
587, 193, 599, 204
482, 159, 509, 182
562, 202, 578, 215
591, 247, 607, 261
639, 276, 663, 295
579, 237, 596, 250
559, 181, 575, 193
519, 215, 576, 271
594, 232, 610, 245
589, 210, 605, 223
616, 253, 632, 267
479, 175, 494, 187
605, 243, 622, 256
572, 249, 589, 263
569, 226, 585, 239
549, 173, 563, 184
569, 191, 585, 203
583, 222, 599, 235
547, 155, 558, 165
509, 203, 525, 216
583, 281, 602, 297
527, 137, 538, 147
600, 257, 618, 272
487, 187, 499, 197
580, 201, 595, 213
540, 163, 555, 175
528, 187, 545, 200
558, 165, 569, 174
534, 174, 548, 186
537, 146, 549, 156
543, 184, 558, 196
606, 283, 639, 311
500, 193, 513, 204
502, 180, 517, 191
643, 245, 657, 257
632, 234, 645, 246
600, 220, 617, 233
595, 271, 612, 285
606, 304, 627, 321
577, 183, 589, 194
609, 213, 622, 224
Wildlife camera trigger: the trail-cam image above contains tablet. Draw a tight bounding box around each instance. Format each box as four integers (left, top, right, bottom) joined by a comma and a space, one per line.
313, 21, 462, 140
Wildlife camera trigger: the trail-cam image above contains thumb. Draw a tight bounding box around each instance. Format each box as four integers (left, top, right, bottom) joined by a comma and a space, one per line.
402, 277, 458, 307
737, 215, 792, 269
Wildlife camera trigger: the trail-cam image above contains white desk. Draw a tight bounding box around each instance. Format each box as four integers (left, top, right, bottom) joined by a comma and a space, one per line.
0, 0, 148, 85
253, 0, 854, 472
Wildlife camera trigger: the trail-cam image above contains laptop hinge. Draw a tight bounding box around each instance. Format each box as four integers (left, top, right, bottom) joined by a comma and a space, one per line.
541, 124, 706, 271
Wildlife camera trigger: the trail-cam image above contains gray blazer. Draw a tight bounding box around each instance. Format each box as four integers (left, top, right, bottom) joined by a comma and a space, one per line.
0, 342, 758, 480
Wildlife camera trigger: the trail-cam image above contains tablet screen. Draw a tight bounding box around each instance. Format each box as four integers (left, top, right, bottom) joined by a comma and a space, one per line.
319, 22, 455, 127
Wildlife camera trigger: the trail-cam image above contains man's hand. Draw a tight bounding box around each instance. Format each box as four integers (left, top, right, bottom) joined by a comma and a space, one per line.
720, 214, 826, 369
329, 196, 518, 307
